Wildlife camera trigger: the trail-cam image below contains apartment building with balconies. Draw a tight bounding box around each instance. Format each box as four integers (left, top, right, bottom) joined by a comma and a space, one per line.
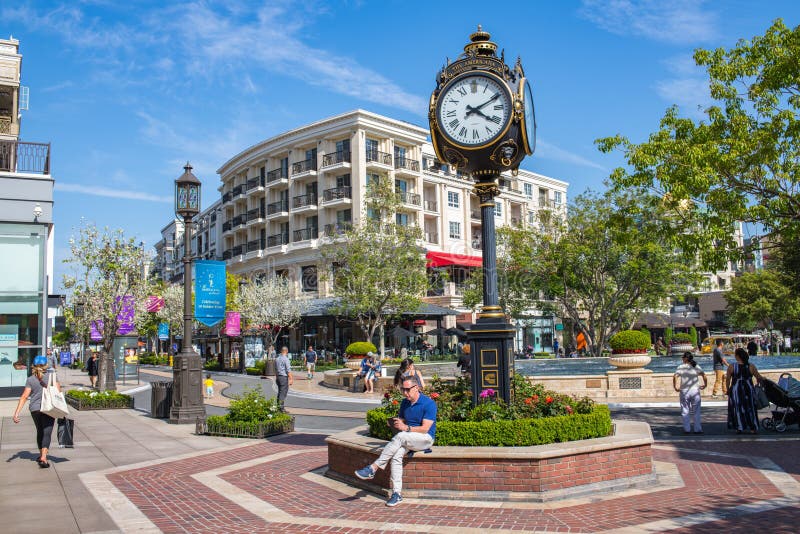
216, 110, 568, 314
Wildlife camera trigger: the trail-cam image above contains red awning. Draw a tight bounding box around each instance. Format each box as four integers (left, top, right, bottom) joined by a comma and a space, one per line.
426, 251, 482, 268
413, 319, 426, 326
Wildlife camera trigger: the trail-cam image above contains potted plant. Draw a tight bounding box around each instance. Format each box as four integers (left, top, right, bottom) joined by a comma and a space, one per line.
607, 330, 652, 369
344, 341, 377, 370
669, 332, 695, 356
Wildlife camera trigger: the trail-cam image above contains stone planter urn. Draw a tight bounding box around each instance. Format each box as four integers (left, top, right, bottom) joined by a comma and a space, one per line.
345, 356, 364, 370
669, 343, 695, 356
607, 353, 652, 370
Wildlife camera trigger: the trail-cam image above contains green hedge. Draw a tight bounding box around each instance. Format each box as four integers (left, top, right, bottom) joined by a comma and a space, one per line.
609, 330, 650, 352
366, 405, 612, 446
204, 414, 294, 438
66, 390, 134, 410
671, 333, 694, 343
345, 341, 377, 356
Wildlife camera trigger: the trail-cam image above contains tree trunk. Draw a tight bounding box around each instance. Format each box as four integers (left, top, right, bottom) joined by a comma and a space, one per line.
378, 323, 386, 359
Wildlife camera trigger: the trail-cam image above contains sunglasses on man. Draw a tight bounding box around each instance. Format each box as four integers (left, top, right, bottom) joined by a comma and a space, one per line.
400, 385, 418, 393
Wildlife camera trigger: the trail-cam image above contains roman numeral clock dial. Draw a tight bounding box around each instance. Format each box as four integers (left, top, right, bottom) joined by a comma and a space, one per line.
436, 73, 511, 148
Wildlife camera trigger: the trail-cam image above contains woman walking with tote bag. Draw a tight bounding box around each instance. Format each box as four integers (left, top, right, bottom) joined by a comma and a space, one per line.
11, 356, 63, 468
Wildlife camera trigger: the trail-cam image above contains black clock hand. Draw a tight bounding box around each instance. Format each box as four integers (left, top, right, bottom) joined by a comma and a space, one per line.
465, 106, 492, 120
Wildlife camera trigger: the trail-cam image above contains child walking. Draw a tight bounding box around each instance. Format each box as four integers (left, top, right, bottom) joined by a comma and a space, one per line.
204, 374, 214, 399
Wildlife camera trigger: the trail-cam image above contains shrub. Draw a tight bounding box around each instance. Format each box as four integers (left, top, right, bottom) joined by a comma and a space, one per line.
204, 414, 294, 438
365, 373, 609, 446
139, 353, 169, 365
66, 389, 133, 409
345, 341, 377, 356
609, 330, 651, 354
671, 333, 694, 343
204, 359, 222, 371
640, 326, 651, 341
227, 386, 287, 423
664, 327, 674, 347
688, 326, 698, 347
366, 405, 612, 446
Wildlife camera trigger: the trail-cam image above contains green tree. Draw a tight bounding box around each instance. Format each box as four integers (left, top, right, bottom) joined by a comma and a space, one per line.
63, 222, 149, 390
725, 270, 800, 330
233, 276, 305, 355
598, 19, 800, 272
321, 175, 428, 356
498, 189, 699, 358
689, 325, 698, 348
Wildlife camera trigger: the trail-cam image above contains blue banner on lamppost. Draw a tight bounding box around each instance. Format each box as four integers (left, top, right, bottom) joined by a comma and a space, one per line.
194, 260, 226, 326
158, 322, 170, 340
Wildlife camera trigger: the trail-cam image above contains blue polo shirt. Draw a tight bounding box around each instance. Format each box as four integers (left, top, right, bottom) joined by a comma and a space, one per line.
399, 393, 437, 441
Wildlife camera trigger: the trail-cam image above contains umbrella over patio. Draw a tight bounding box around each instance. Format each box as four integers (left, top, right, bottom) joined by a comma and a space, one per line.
387, 325, 416, 338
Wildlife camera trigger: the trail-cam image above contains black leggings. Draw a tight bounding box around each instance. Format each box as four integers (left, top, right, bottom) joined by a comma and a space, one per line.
30, 411, 55, 450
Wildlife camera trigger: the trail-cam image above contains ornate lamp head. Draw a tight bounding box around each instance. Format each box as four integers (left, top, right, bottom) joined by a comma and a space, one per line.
175, 162, 201, 218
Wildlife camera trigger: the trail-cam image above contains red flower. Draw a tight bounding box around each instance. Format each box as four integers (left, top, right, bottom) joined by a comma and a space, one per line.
430, 392, 440, 399
384, 393, 390, 399
391, 399, 399, 405
565, 405, 573, 414
524, 397, 532, 405
545, 396, 553, 404
531, 394, 539, 403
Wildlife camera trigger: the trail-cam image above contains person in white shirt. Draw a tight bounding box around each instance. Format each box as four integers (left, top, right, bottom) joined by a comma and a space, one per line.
673, 351, 708, 434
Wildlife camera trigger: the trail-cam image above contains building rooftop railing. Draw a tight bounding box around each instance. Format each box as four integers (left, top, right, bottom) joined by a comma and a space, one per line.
0, 140, 51, 174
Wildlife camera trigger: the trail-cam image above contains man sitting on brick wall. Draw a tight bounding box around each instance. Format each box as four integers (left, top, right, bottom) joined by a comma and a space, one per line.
354, 373, 437, 506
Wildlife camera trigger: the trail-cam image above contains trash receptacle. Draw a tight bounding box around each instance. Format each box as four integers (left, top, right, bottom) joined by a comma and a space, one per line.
264, 359, 277, 376
150, 381, 173, 418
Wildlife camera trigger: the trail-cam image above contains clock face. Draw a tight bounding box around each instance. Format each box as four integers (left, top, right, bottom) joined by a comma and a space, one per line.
523, 79, 536, 155
437, 73, 511, 148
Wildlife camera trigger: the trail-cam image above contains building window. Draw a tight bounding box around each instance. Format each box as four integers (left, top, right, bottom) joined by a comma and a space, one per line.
366, 138, 378, 159
495, 201, 502, 217
396, 213, 409, 226
538, 188, 548, 207
449, 221, 461, 239
447, 191, 460, 208
336, 139, 350, 154
527, 210, 535, 224
280, 157, 289, 176
524, 183, 533, 199
394, 145, 406, 163
336, 173, 351, 188
554, 191, 563, 205
302, 265, 318, 292
366, 173, 380, 194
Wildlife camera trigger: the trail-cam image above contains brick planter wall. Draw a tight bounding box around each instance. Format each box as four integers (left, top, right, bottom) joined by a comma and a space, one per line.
326, 420, 654, 501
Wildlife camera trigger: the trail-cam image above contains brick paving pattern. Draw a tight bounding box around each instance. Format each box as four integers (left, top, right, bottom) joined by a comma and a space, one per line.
99, 433, 799, 533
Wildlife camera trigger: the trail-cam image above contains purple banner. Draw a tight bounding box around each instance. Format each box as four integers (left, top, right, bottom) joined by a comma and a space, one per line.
89, 296, 136, 340
225, 312, 240, 337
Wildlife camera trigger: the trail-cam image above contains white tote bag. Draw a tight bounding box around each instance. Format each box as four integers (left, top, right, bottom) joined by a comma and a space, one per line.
40, 371, 69, 419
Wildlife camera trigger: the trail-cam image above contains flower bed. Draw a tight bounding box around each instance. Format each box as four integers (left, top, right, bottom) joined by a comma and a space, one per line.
198, 386, 293, 439
365, 375, 612, 446
66, 390, 134, 410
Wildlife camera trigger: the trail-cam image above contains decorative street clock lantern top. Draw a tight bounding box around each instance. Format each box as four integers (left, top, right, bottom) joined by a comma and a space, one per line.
429, 26, 536, 177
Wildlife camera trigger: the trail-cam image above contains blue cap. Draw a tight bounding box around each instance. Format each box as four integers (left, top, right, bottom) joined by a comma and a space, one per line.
33, 355, 48, 366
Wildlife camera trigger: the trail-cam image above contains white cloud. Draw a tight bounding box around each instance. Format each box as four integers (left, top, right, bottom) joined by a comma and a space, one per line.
536, 139, 606, 171
579, 0, 718, 44
41, 81, 75, 93
654, 54, 713, 117
55, 182, 171, 203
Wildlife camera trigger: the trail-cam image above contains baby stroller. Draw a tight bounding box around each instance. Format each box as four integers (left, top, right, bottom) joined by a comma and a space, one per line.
760, 373, 800, 433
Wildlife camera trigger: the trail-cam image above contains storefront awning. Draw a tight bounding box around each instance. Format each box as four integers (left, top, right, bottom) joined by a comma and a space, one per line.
426, 251, 482, 268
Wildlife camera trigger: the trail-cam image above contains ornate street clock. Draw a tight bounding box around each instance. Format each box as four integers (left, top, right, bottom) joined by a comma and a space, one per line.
429, 26, 535, 176
429, 26, 537, 406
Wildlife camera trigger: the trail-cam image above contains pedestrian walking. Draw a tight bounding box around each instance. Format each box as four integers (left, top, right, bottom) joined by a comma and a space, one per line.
11, 356, 61, 468
727, 348, 763, 434
304, 345, 318, 380
673, 352, 707, 434
86, 352, 99, 388
655, 337, 665, 356
275, 346, 293, 411
711, 339, 729, 397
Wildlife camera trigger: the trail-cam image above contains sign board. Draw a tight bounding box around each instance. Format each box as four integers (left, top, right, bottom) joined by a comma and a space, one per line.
555, 324, 564, 331
60, 351, 72, 366
195, 260, 226, 326
158, 322, 170, 341
54, 316, 66, 333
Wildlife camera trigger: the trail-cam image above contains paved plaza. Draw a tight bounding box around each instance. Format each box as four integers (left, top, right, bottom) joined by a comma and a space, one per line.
1, 367, 798, 533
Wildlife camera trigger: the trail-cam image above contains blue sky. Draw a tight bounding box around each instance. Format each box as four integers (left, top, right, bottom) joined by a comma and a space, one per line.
3, 1, 799, 291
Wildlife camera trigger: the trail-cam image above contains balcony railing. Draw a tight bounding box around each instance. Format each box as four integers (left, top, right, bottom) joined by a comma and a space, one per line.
232, 184, 244, 197
222, 250, 232, 260
425, 232, 438, 243
267, 200, 289, 215
321, 150, 351, 167
222, 192, 233, 203
423, 199, 438, 212
323, 186, 351, 201
267, 168, 288, 183
324, 222, 352, 236
247, 207, 265, 220
293, 227, 318, 242
396, 191, 421, 206
471, 239, 483, 250
292, 158, 316, 174
267, 233, 289, 247
246, 176, 265, 191
394, 156, 419, 172
231, 245, 243, 256
246, 239, 265, 253
292, 193, 317, 209
0, 141, 51, 174
232, 214, 246, 227
471, 209, 480, 220
366, 149, 392, 166
222, 221, 233, 232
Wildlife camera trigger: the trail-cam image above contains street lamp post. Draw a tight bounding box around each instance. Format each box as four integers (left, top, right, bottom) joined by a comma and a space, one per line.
170, 162, 206, 424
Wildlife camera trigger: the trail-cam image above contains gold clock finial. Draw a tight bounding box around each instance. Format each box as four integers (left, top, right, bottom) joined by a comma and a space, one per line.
465, 25, 497, 56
